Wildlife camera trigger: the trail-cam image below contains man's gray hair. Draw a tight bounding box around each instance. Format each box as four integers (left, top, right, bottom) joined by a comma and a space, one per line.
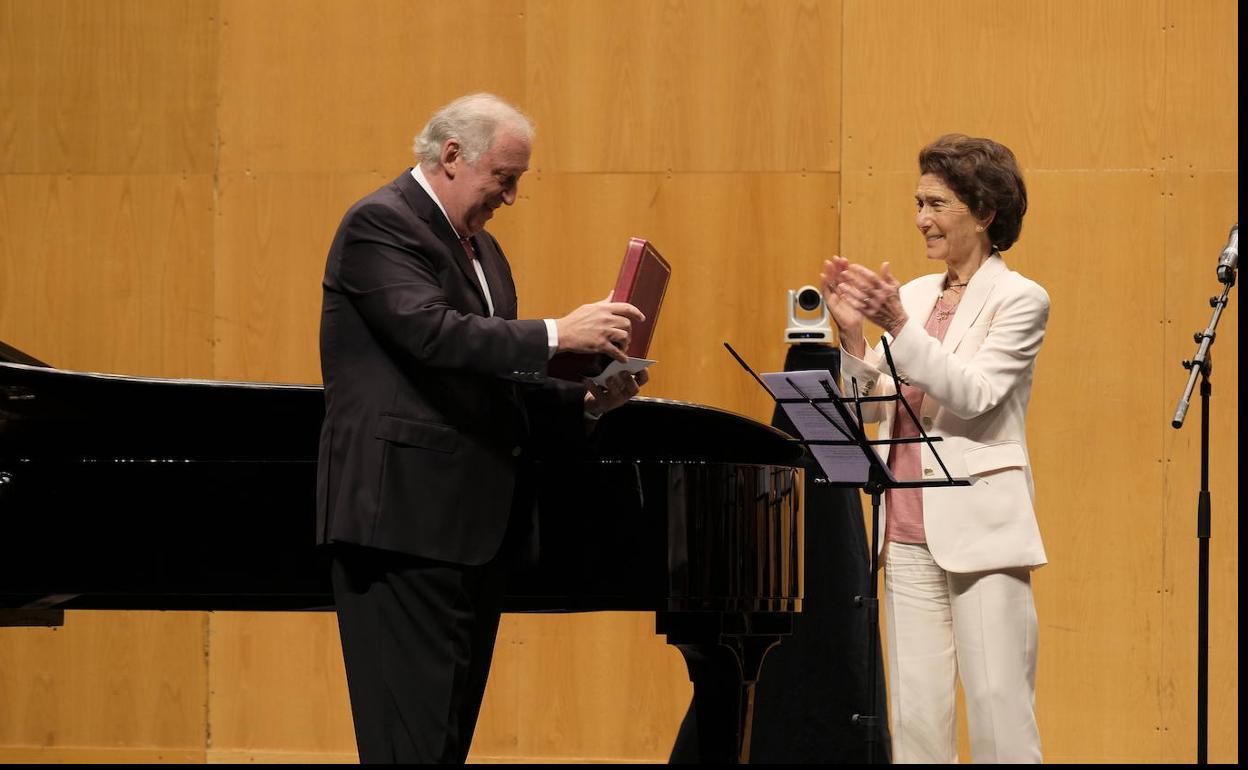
413, 93, 533, 167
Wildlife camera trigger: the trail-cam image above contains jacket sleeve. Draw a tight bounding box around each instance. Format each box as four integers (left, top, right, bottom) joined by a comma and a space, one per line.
520, 378, 591, 456
838, 346, 895, 424
888, 280, 1050, 420
331, 200, 549, 375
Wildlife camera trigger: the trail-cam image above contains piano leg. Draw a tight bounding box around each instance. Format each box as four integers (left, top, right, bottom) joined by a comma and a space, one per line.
659, 612, 791, 764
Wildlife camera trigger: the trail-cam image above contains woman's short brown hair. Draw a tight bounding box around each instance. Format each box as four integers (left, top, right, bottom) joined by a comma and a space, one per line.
919, 134, 1027, 251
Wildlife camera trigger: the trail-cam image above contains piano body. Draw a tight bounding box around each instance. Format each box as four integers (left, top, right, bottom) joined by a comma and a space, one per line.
0, 344, 804, 763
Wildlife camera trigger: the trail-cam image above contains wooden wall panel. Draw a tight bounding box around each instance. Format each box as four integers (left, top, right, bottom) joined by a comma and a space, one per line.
526, 0, 840, 174
0, 174, 215, 759
0, 174, 215, 376
217, 0, 526, 174
514, 171, 841, 421
204, 606, 690, 762
1163, 1, 1238, 172
206, 613, 355, 758
0, 2, 218, 763
842, 0, 1165, 172
0, 746, 205, 763
213, 171, 388, 383
473, 613, 691, 762
206, 615, 682, 764
838, 171, 933, 275
0, 0, 217, 174
1160, 172, 1238, 764
0, 613, 207, 753
1019, 171, 1168, 763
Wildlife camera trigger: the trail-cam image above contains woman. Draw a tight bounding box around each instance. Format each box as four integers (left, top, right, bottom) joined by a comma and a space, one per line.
821, 134, 1049, 763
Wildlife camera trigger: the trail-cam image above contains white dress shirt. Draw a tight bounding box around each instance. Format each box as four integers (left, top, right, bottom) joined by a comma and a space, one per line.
410, 167, 559, 354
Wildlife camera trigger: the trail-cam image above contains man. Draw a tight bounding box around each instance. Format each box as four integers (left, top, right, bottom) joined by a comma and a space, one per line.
316, 93, 646, 763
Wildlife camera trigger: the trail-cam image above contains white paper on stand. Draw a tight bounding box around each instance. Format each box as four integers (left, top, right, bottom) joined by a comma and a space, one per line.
760, 369, 893, 485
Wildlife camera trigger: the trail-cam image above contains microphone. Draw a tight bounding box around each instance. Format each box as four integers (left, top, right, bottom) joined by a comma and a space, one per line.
1217, 223, 1238, 284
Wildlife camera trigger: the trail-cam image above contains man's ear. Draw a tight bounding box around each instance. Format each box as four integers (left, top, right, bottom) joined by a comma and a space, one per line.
440, 139, 462, 178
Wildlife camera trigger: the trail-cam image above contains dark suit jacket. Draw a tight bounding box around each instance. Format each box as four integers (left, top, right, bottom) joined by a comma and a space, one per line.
316, 170, 582, 565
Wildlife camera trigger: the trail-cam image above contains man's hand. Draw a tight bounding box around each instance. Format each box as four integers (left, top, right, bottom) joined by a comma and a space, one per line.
584, 368, 649, 418
555, 293, 645, 363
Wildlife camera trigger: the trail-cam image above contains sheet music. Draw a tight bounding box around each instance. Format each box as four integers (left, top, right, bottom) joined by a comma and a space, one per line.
760, 369, 893, 484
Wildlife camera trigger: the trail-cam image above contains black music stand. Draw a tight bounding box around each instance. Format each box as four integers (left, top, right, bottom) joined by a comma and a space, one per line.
725, 340, 969, 765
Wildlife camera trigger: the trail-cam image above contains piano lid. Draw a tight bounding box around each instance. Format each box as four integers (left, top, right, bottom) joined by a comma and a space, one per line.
0, 345, 803, 615
1, 356, 802, 467
0, 340, 49, 367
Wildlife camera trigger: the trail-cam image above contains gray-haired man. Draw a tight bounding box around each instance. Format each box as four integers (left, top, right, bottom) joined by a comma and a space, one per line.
317, 93, 645, 762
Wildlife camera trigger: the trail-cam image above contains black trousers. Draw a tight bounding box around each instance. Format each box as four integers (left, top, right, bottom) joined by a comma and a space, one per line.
331, 543, 511, 764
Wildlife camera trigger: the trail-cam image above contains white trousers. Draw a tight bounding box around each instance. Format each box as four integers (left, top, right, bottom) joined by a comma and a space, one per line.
884, 542, 1042, 763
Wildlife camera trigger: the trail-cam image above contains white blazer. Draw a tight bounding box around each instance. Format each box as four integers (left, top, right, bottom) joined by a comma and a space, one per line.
840, 255, 1050, 573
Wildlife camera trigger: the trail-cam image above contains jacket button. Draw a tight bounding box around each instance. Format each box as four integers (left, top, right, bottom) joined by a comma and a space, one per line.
511, 446, 523, 457
923, 468, 935, 477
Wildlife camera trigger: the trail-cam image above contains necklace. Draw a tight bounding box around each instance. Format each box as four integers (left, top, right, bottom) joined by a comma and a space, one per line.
933, 281, 967, 322
933, 297, 958, 322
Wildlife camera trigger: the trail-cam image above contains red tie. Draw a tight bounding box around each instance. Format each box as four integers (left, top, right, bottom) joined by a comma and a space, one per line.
459, 237, 489, 310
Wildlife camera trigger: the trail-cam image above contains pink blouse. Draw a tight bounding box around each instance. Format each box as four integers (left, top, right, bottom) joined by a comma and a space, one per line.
883, 299, 956, 545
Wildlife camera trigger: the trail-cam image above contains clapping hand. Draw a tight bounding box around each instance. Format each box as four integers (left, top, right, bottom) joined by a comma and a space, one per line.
821, 257, 908, 356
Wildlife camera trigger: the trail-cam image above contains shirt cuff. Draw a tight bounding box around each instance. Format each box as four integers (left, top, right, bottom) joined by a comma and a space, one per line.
544, 318, 559, 359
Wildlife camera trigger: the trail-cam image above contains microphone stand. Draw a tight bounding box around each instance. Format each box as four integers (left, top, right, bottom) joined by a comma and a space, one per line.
1170, 272, 1234, 765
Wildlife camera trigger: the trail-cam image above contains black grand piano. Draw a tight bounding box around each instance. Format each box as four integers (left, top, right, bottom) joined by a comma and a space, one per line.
0, 341, 804, 763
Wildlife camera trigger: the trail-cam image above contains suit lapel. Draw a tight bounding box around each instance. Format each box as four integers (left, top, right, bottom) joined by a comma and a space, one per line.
941, 254, 1007, 353
395, 170, 491, 315
471, 235, 512, 319
898, 274, 943, 337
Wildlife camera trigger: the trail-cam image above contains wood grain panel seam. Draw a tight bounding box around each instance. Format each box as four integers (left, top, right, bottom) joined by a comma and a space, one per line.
204, 612, 214, 751
1156, 6, 1173, 749
206, 6, 223, 753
